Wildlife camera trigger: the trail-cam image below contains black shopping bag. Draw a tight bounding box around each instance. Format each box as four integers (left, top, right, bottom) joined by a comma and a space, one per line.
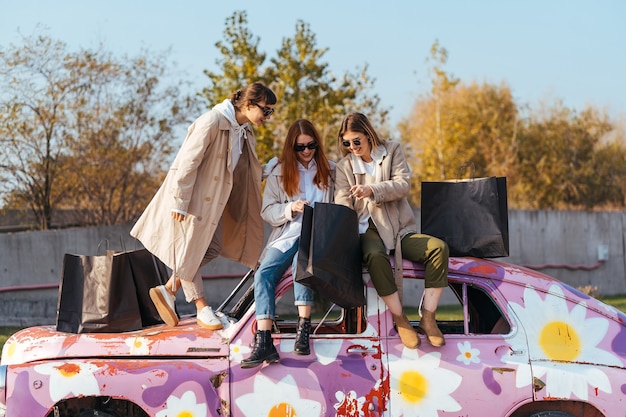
421, 176, 509, 258
56, 250, 143, 333
119, 249, 170, 327
295, 202, 365, 308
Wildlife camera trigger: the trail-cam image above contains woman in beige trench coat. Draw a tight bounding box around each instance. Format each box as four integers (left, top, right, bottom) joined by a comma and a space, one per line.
130, 82, 277, 330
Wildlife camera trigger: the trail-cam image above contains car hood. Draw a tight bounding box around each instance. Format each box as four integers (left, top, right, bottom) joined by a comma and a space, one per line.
1, 317, 230, 365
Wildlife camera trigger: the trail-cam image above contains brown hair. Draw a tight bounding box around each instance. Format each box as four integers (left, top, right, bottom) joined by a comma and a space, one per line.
231, 82, 277, 109
281, 119, 332, 197
337, 112, 385, 157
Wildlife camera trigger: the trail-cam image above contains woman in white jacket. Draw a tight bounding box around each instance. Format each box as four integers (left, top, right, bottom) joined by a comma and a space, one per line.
241, 119, 335, 368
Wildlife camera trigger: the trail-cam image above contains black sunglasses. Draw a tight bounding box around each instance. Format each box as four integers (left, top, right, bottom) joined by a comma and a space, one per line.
253, 103, 275, 117
294, 142, 319, 152
342, 139, 362, 147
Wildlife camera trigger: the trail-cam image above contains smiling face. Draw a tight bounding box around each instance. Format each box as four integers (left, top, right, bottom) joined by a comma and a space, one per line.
295, 133, 318, 167
341, 130, 372, 162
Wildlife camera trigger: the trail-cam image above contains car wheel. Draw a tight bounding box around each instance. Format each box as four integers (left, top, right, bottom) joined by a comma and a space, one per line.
527, 412, 575, 417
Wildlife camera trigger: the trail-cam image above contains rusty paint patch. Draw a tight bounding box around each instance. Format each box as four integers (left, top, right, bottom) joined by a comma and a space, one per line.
541, 395, 568, 400
467, 263, 500, 276
362, 373, 389, 416
220, 398, 229, 416
491, 367, 515, 374
210, 371, 227, 389
533, 377, 546, 392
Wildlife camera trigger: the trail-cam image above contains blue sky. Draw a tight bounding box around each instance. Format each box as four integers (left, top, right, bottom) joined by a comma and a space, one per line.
2, 0, 625, 130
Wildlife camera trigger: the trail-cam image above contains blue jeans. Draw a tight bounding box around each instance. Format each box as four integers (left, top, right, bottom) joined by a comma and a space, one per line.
254, 242, 314, 320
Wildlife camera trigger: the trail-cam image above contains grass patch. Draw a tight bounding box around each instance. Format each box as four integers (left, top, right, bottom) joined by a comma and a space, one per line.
600, 294, 626, 313
0, 326, 26, 351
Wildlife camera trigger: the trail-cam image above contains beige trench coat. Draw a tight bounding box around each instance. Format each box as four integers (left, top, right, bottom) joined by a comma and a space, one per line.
130, 109, 264, 280
334, 140, 418, 252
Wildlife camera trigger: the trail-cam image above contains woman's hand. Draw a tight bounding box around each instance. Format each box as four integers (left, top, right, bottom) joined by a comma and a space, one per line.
350, 185, 373, 200
291, 199, 310, 214
171, 211, 186, 222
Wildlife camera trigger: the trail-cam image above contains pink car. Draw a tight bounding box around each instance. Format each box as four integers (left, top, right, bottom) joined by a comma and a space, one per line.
1, 257, 625, 417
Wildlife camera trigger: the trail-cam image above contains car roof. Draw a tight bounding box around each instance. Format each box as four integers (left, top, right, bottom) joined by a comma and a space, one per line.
398, 256, 560, 286
397, 256, 624, 322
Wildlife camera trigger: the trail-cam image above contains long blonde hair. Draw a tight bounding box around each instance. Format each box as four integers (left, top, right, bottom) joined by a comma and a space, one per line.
337, 112, 385, 157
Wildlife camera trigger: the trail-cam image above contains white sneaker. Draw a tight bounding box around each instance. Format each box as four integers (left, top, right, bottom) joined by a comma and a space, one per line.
197, 306, 223, 330
216, 311, 234, 330
149, 285, 178, 327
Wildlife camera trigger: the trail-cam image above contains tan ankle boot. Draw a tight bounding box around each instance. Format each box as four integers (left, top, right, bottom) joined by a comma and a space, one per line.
418, 309, 445, 347
392, 313, 420, 349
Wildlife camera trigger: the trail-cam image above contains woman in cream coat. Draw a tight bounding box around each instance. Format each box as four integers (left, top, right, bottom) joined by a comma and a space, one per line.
334, 112, 449, 349
131, 82, 277, 330
241, 119, 334, 368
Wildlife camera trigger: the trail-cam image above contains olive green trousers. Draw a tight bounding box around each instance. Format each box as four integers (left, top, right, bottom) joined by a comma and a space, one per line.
361, 220, 449, 297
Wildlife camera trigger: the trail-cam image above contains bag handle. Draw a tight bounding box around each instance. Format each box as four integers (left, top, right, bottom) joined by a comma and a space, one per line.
171, 218, 186, 293
313, 303, 337, 335
456, 161, 475, 182
97, 239, 110, 255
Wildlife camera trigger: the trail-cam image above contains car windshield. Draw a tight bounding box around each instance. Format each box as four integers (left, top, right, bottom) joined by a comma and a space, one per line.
216, 269, 256, 321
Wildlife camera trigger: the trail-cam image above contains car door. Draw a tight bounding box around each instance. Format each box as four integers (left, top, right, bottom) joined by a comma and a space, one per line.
380, 276, 532, 417
229, 280, 388, 416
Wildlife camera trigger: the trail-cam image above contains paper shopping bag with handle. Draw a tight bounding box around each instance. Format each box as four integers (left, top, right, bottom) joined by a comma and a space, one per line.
56, 247, 143, 333
295, 203, 365, 308
119, 248, 170, 327
421, 175, 509, 258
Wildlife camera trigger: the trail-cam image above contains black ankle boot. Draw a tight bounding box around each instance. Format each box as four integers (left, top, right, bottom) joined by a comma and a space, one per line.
241, 330, 280, 369
293, 317, 311, 355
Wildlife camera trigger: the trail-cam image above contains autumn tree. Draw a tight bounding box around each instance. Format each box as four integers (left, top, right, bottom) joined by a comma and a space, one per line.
515, 104, 623, 209
589, 129, 626, 208
267, 19, 387, 159
200, 11, 277, 162
0, 34, 78, 229
201, 11, 271, 105
399, 41, 518, 205
200, 11, 387, 162
587, 136, 626, 210
0, 30, 199, 229
400, 39, 626, 210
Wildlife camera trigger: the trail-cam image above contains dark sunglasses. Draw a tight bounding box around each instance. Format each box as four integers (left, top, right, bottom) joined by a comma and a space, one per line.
294, 142, 319, 152
253, 103, 275, 117
342, 139, 362, 147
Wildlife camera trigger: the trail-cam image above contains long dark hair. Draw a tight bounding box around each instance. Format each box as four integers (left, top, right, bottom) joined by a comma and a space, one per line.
281, 119, 332, 197
231, 82, 277, 109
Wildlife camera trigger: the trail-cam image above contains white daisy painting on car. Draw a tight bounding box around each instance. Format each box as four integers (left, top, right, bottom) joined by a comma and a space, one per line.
505, 284, 622, 400
386, 348, 462, 417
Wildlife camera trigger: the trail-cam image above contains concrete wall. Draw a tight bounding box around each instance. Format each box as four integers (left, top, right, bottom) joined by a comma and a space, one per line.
1, 210, 625, 327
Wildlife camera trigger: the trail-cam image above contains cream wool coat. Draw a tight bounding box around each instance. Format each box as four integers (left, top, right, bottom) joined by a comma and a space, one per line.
260, 161, 336, 260
334, 141, 417, 253
130, 109, 264, 280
